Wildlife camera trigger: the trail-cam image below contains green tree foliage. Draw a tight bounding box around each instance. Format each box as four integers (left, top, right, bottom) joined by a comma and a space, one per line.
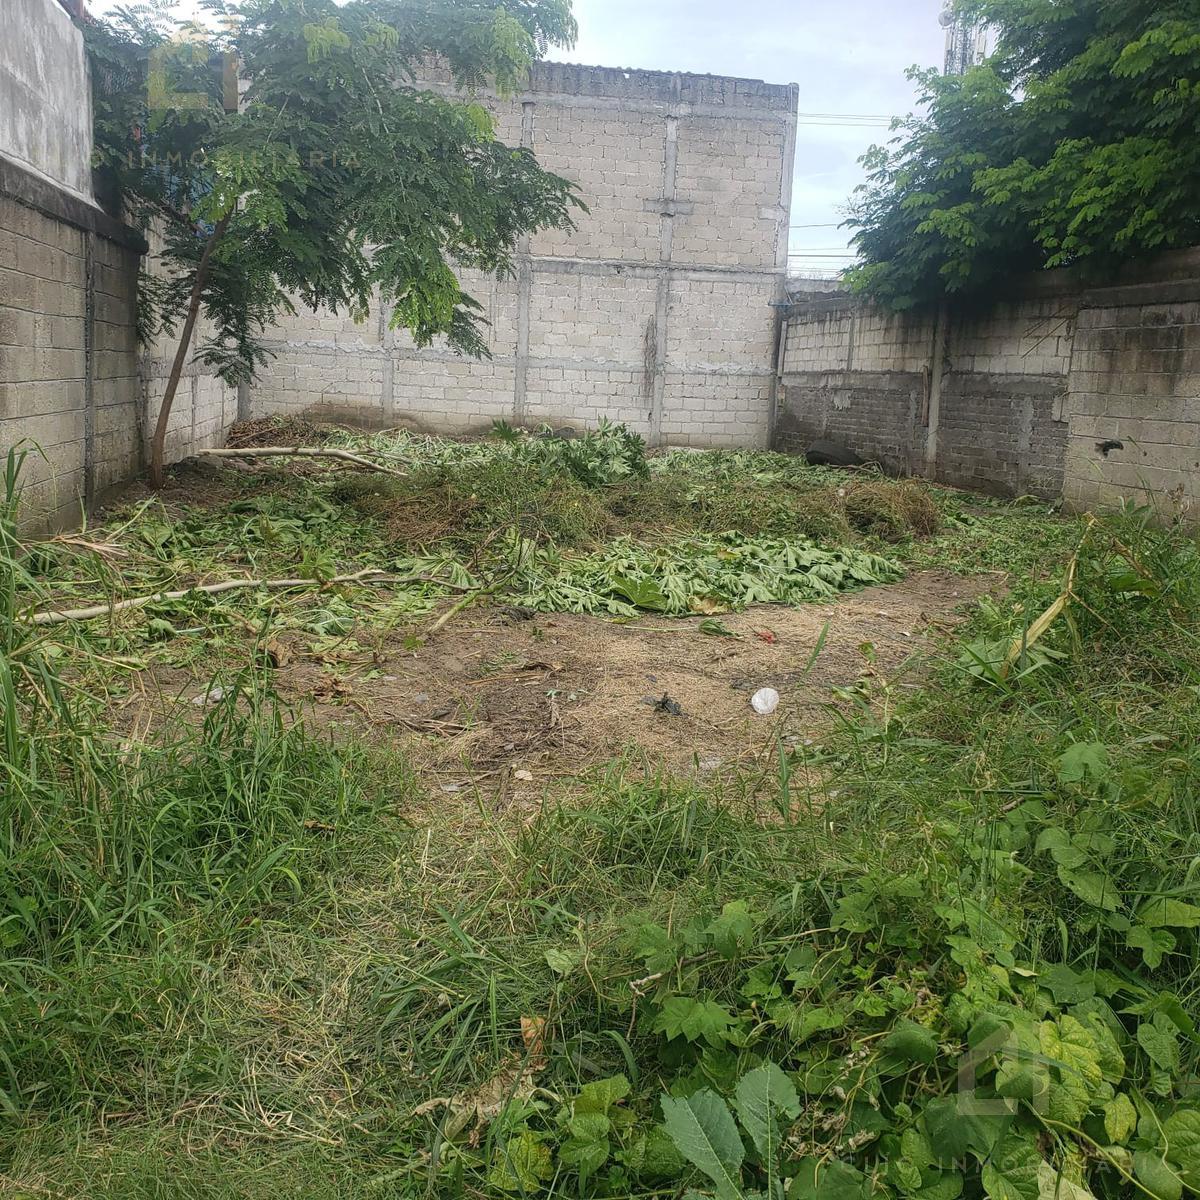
846, 0, 1200, 309
83, 0, 582, 484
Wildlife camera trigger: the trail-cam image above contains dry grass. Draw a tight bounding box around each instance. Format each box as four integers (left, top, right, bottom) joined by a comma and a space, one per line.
328, 462, 943, 554
842, 479, 942, 541
226, 414, 341, 449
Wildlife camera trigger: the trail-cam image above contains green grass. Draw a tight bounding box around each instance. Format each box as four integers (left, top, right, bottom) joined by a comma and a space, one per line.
3, 436, 1198, 1198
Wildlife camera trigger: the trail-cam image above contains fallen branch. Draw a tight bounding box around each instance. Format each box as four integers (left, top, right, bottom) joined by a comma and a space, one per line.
196, 446, 408, 478
427, 588, 487, 637
424, 569, 518, 638
29, 568, 401, 626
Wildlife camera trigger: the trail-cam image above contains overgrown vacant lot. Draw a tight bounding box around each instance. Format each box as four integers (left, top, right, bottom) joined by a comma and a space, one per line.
3, 423, 1199, 1200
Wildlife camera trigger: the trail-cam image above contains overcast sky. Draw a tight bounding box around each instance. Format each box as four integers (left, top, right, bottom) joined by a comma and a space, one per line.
567, 0, 946, 270
87, 0, 948, 267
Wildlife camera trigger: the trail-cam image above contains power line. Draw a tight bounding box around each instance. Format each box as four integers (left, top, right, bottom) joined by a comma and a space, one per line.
794, 113, 896, 128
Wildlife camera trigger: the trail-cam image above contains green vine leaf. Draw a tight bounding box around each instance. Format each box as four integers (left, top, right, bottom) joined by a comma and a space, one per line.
732, 1062, 799, 1179
982, 1134, 1042, 1200
1055, 866, 1121, 911
883, 1019, 940, 1065
1103, 1093, 1137, 1145
1163, 1109, 1200, 1191
660, 1090, 746, 1200
1139, 898, 1200, 929
1137, 1019, 1180, 1072
1133, 1150, 1183, 1200
1035, 1161, 1097, 1200
654, 997, 738, 1048
791, 1157, 870, 1200
489, 1129, 552, 1194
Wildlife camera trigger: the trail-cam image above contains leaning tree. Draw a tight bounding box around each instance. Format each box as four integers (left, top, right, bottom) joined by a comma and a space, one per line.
85, 0, 583, 486
846, 0, 1200, 309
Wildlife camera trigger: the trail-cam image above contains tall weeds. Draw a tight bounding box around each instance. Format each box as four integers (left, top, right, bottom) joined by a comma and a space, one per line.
0, 455, 387, 1120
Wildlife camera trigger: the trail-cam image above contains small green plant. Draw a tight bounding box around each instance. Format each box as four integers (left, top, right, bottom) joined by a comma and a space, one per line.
660, 1061, 800, 1200
488, 419, 652, 488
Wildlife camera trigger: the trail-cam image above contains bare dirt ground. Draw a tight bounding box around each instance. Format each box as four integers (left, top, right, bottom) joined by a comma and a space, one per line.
128, 569, 993, 805
97, 452, 997, 805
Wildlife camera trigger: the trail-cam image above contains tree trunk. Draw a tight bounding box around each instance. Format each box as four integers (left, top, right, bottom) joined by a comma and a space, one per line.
148, 212, 232, 489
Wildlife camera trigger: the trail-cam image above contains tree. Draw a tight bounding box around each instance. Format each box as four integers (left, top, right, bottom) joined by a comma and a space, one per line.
85, 0, 583, 487
846, 0, 1200, 310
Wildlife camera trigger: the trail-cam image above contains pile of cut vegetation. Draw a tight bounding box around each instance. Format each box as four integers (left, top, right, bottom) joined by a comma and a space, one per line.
14, 418, 1074, 709
11, 423, 973, 676
329, 421, 942, 553
299, 420, 943, 618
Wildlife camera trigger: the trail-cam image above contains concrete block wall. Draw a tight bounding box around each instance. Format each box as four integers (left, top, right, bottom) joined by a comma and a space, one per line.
249, 63, 800, 447
1, 192, 90, 527
933, 298, 1073, 498
777, 288, 1071, 496
1064, 299, 1200, 518
89, 228, 142, 495
1, 0, 239, 529
775, 253, 1200, 515
0, 0, 94, 202
0, 172, 148, 528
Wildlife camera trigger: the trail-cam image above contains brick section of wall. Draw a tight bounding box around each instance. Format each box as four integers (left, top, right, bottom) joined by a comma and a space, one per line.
247, 63, 799, 446
775, 371, 926, 474
938, 297, 1072, 497
936, 375, 1068, 498
0, 191, 147, 527
776, 292, 1072, 495
775, 257, 1200, 514
1064, 302, 1200, 518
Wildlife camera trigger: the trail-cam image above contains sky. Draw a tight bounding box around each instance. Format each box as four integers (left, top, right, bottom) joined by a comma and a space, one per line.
565, 0, 947, 272
87, 0, 948, 270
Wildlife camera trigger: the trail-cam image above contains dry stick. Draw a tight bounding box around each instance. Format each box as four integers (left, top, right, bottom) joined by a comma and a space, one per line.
426, 589, 487, 638
29, 568, 401, 626
196, 446, 408, 478
425, 567, 519, 638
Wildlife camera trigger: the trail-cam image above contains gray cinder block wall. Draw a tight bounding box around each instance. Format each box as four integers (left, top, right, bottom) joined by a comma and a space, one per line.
0, 0, 235, 528
0, 0, 144, 527
1, 0, 95, 203
0, 176, 145, 527
776, 253, 1200, 518
249, 64, 800, 447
